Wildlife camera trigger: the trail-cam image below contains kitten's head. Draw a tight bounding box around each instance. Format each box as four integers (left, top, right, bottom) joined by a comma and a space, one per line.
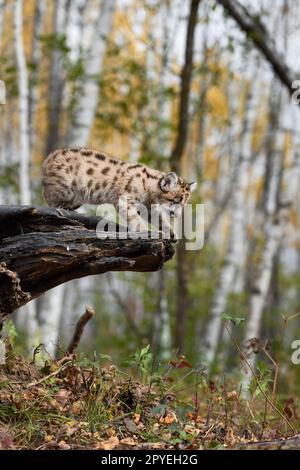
158, 172, 197, 217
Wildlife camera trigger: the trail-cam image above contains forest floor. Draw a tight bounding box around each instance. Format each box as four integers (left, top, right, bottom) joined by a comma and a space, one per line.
0, 341, 299, 450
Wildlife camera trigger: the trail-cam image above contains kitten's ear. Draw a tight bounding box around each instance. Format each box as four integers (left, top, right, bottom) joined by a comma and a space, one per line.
189, 182, 197, 192
160, 172, 178, 192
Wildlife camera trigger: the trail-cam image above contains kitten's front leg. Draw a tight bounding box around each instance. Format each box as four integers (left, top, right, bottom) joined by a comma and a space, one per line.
120, 197, 150, 235
160, 215, 177, 242
149, 206, 177, 242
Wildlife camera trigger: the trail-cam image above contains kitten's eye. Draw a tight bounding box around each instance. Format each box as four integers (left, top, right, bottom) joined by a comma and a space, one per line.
174, 197, 181, 203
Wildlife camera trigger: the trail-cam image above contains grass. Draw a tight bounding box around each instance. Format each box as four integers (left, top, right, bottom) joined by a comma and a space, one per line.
0, 342, 299, 450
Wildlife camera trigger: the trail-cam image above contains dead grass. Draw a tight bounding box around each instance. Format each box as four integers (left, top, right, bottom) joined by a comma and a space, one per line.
0, 345, 298, 450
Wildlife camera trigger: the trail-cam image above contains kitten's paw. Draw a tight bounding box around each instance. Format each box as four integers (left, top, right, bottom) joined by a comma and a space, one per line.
157, 230, 178, 243
169, 230, 178, 243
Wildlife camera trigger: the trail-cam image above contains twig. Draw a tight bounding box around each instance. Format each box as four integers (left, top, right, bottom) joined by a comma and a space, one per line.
67, 306, 95, 354
223, 374, 228, 433
27, 360, 73, 388
260, 396, 268, 440
194, 371, 200, 429
281, 312, 300, 344
225, 324, 296, 434
261, 344, 279, 401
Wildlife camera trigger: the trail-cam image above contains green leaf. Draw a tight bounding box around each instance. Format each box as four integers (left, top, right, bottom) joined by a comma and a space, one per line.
150, 404, 167, 416
221, 314, 245, 325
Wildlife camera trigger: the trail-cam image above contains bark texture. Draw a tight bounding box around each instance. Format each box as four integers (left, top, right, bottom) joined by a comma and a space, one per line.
0, 206, 174, 322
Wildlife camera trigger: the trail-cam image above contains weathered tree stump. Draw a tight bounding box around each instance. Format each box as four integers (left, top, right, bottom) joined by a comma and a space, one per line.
0, 205, 174, 322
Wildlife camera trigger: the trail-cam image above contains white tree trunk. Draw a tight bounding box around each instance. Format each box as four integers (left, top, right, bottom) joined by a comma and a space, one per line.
241, 219, 284, 395
14, 0, 31, 205
13, 0, 39, 346
39, 285, 65, 357
241, 94, 286, 395
152, 271, 171, 360
241, 3, 290, 394
28, 0, 45, 150
66, 0, 89, 62
202, 57, 261, 367
40, 1, 114, 355
63, 0, 116, 356
40, 0, 88, 356
46, 0, 71, 153
67, 0, 116, 145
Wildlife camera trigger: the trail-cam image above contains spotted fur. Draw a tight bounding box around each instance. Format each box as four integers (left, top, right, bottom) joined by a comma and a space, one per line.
42, 147, 196, 233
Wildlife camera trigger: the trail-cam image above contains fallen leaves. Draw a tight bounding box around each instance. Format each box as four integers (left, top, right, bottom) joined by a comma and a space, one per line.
124, 418, 139, 433
54, 389, 72, 408
120, 437, 136, 446
58, 440, 71, 450
105, 427, 116, 438
95, 436, 119, 450
0, 350, 297, 451
71, 400, 83, 415
159, 411, 177, 425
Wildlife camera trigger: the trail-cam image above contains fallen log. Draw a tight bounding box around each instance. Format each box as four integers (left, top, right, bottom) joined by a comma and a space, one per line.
0, 205, 174, 322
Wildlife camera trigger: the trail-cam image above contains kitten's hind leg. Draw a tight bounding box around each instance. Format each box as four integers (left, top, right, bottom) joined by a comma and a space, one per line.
55, 204, 81, 217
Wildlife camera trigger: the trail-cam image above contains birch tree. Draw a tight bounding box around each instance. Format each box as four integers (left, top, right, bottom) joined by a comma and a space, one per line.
66, 0, 117, 146
40, 0, 116, 356
148, 0, 174, 359
14, 0, 31, 205
39, 0, 77, 354
202, 56, 261, 367
28, 0, 46, 150
240, 1, 290, 394
38, 285, 65, 358
39, 0, 85, 355
152, 270, 171, 361
46, 0, 71, 154
240, 84, 290, 393
13, 0, 39, 346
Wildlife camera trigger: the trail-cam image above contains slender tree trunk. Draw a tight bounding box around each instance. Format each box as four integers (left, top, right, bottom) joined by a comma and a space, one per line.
152, 270, 171, 361
28, 0, 45, 151
14, 0, 31, 205
42, 1, 116, 356
38, 285, 65, 357
241, 2, 291, 392
193, 4, 210, 178
13, 0, 39, 346
202, 56, 261, 367
241, 87, 286, 395
46, 0, 71, 154
170, 0, 201, 353
149, 0, 173, 359
156, 0, 172, 157
66, 0, 116, 146
66, 0, 89, 62
170, 0, 201, 174
41, 0, 76, 354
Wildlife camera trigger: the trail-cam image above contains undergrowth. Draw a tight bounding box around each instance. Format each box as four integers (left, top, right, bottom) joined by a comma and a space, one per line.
0, 341, 299, 450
